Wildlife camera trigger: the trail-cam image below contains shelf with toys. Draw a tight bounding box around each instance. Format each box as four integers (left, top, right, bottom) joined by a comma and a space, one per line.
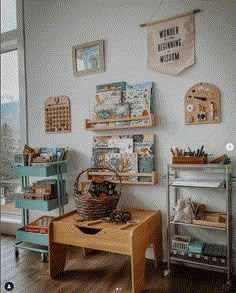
13, 145, 69, 262
165, 157, 232, 288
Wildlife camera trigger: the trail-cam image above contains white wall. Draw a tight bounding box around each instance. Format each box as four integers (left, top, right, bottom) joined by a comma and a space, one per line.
23, 0, 236, 264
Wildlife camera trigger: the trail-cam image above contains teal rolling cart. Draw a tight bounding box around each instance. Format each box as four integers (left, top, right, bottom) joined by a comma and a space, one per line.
13, 161, 68, 262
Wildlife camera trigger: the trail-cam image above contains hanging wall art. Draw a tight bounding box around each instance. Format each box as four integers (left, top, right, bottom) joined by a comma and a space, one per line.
184, 82, 221, 125
72, 40, 105, 77
141, 9, 200, 75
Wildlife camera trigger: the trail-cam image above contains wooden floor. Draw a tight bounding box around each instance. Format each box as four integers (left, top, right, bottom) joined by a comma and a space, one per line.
1, 234, 235, 293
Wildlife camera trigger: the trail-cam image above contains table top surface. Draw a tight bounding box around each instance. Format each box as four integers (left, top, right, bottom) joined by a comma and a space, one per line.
51, 209, 158, 232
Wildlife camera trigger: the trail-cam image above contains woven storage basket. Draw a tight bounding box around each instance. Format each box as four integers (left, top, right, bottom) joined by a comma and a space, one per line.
73, 168, 122, 220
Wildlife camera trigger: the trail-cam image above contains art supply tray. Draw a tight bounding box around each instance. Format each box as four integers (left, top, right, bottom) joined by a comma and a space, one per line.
192, 212, 226, 228
172, 156, 208, 164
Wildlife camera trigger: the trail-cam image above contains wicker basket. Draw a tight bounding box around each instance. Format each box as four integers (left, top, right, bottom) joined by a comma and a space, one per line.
73, 168, 122, 220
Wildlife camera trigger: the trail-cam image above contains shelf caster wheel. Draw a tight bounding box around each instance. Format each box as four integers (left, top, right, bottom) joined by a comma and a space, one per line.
41, 253, 47, 263
222, 281, 232, 293
15, 248, 19, 258
163, 269, 171, 278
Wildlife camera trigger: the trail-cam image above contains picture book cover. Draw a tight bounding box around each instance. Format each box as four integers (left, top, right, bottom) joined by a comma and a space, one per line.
133, 134, 155, 157
96, 81, 126, 93
123, 87, 153, 125
113, 102, 130, 126
138, 156, 154, 173
40, 147, 57, 155
93, 135, 116, 148
93, 135, 155, 156
36, 178, 66, 195
92, 134, 155, 182
95, 109, 115, 120
138, 156, 154, 182
126, 81, 153, 91
108, 138, 133, 153
94, 90, 122, 117
104, 153, 138, 181
91, 147, 119, 168
32, 183, 55, 197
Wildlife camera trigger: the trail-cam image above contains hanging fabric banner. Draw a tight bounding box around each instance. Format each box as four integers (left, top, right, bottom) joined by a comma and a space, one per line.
147, 11, 195, 75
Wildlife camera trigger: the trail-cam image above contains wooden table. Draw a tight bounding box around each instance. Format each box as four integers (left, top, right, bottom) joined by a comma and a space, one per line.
48, 209, 162, 293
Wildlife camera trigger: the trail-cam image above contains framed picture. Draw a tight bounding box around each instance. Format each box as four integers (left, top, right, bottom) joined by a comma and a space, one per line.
72, 40, 105, 76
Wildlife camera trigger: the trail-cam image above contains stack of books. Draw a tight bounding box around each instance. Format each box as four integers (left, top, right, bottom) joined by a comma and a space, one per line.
24, 215, 54, 234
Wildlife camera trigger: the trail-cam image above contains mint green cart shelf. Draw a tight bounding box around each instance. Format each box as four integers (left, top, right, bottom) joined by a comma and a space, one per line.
13, 161, 68, 262
16, 228, 48, 246
15, 194, 68, 211
13, 163, 67, 177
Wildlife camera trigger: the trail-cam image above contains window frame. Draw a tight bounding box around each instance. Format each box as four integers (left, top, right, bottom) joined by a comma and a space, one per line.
1, 0, 27, 226
1, 0, 28, 148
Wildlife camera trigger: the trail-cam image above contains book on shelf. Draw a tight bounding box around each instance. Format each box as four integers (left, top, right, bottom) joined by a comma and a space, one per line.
24, 215, 54, 234
23, 193, 54, 200
91, 147, 119, 168
123, 82, 153, 125
113, 102, 130, 126
96, 81, 126, 93
93, 90, 122, 120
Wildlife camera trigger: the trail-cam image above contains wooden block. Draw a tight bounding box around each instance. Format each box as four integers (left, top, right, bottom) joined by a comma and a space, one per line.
172, 156, 208, 164
209, 154, 228, 164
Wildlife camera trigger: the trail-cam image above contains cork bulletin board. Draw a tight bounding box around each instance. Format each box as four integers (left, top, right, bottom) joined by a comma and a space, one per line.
184, 82, 221, 125
45, 96, 71, 133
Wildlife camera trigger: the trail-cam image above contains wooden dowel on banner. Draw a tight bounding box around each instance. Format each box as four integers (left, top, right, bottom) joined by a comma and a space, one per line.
140, 9, 201, 27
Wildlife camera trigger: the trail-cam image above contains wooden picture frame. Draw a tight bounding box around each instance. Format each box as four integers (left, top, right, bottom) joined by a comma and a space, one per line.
72, 40, 105, 77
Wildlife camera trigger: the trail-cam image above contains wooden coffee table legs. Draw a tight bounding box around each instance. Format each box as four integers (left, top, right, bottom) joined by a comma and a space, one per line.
131, 245, 146, 293
152, 212, 163, 268
131, 211, 162, 292
49, 242, 67, 278
49, 241, 161, 293
49, 210, 163, 293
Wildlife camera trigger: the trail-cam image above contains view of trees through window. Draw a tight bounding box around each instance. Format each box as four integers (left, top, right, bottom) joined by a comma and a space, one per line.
1, 0, 17, 33
1, 50, 21, 213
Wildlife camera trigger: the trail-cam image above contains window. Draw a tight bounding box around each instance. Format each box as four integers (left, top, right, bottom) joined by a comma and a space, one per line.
1, 0, 17, 33
1, 50, 21, 215
1, 0, 26, 222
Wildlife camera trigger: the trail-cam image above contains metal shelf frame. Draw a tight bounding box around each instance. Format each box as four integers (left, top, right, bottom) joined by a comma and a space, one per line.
13, 161, 68, 261
165, 164, 232, 287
